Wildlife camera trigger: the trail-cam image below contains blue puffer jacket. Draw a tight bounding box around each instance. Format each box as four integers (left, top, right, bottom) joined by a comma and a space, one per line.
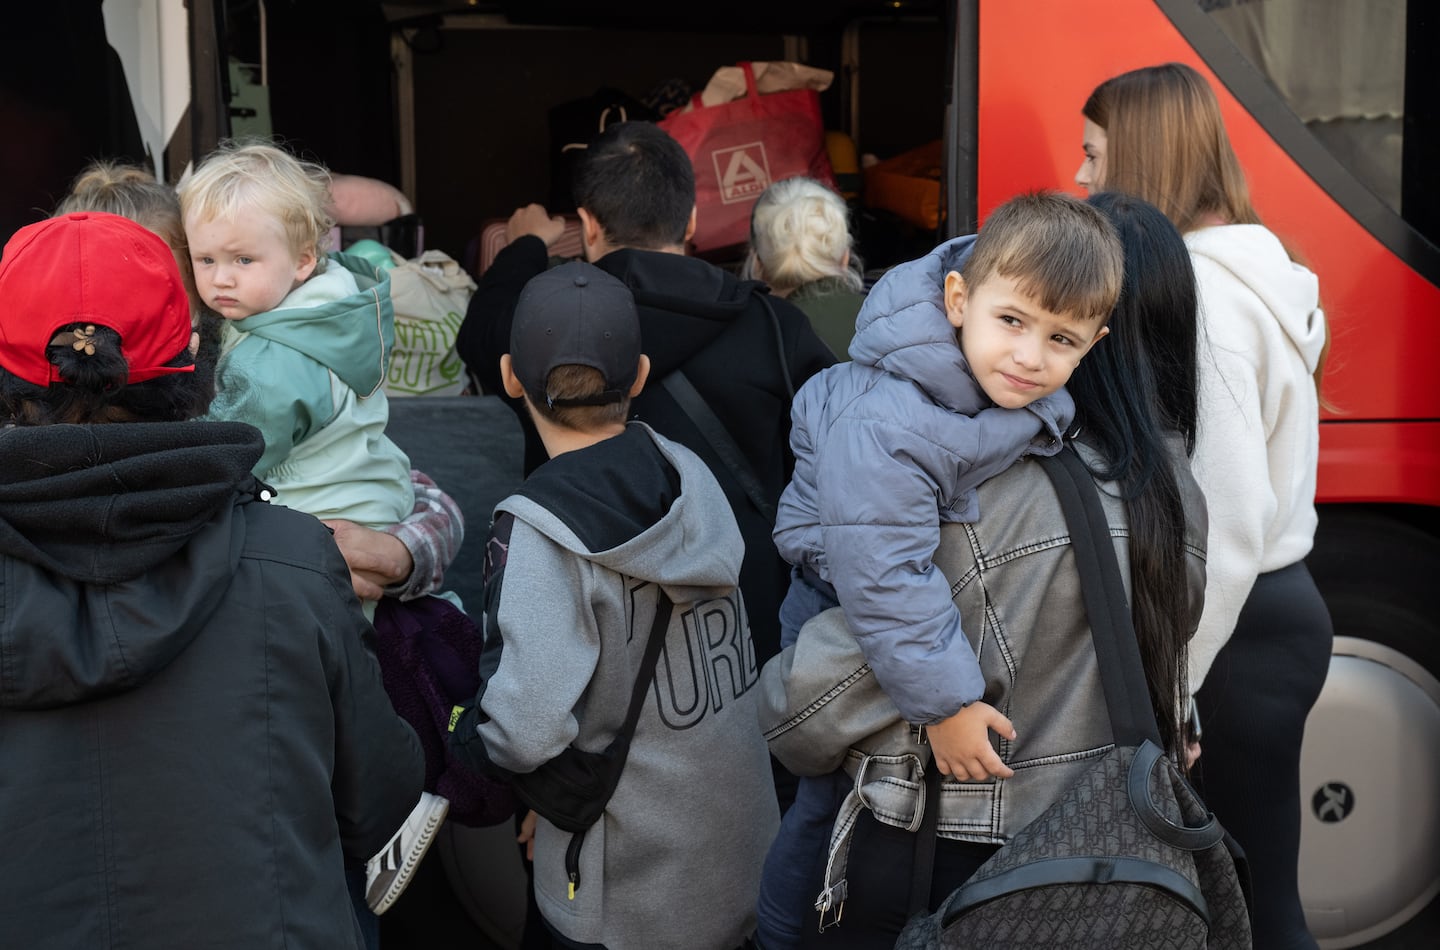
773, 236, 1073, 725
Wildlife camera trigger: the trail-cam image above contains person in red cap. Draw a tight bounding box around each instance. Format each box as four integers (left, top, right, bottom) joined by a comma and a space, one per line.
0, 211, 423, 949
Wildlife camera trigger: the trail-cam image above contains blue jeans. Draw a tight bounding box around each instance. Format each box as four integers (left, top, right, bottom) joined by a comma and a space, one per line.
756, 771, 852, 949
756, 570, 845, 950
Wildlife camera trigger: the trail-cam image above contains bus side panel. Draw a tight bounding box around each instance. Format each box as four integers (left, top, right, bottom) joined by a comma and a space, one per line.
973, 0, 1440, 508
1319, 422, 1440, 506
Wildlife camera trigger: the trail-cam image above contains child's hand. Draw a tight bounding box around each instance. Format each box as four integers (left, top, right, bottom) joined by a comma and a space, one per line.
926, 701, 1016, 781
517, 809, 538, 862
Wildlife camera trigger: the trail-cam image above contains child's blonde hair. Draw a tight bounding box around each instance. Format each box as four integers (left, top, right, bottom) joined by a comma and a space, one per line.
178, 141, 334, 271
959, 191, 1123, 324
744, 177, 862, 294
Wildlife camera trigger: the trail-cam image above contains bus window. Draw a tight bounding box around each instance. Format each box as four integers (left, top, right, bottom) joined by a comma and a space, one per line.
1201, 0, 1428, 245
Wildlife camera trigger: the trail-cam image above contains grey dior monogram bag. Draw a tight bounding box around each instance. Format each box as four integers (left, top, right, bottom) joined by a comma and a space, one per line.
894, 448, 1252, 949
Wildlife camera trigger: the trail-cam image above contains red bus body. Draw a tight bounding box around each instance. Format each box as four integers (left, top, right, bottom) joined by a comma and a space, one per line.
974, 0, 1440, 508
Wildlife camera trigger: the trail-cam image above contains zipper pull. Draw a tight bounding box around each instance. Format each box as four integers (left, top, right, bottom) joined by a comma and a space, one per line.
565, 830, 586, 900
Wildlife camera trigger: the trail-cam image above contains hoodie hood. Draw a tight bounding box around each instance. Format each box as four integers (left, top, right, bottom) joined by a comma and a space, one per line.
596, 248, 761, 379
848, 235, 992, 415
500, 423, 742, 604
0, 421, 266, 708
1186, 224, 1326, 372
230, 252, 393, 396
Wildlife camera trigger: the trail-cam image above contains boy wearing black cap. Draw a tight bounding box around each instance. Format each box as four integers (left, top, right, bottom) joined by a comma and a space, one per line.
455, 261, 778, 949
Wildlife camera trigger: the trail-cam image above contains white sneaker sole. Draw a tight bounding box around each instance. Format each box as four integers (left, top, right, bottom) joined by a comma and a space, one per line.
365, 792, 449, 915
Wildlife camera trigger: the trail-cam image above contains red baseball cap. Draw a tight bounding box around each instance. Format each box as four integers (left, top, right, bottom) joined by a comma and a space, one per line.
0, 212, 194, 386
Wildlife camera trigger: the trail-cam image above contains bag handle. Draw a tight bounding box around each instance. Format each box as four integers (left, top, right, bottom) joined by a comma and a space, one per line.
740, 61, 760, 99
1038, 448, 1163, 748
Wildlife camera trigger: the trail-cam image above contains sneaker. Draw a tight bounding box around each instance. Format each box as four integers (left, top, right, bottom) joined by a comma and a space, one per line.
365, 792, 449, 914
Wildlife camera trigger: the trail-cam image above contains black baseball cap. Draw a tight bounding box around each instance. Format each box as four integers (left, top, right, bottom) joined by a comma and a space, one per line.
510, 261, 642, 408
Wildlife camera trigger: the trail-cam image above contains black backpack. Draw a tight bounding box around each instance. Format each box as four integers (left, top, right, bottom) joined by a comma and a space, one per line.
895, 448, 1252, 950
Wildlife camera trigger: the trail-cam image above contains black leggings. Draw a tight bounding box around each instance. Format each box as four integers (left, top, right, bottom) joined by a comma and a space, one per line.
796, 812, 998, 948
1195, 561, 1333, 950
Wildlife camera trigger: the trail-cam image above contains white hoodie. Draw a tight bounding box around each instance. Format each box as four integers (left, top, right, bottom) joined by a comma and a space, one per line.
1186, 224, 1328, 693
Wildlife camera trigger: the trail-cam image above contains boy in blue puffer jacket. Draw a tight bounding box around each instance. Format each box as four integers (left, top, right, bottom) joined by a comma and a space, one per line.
757, 192, 1124, 948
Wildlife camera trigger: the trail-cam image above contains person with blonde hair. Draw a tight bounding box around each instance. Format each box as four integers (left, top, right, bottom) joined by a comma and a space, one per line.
744, 176, 866, 357
56, 160, 197, 310
179, 140, 450, 924
1078, 61, 1332, 950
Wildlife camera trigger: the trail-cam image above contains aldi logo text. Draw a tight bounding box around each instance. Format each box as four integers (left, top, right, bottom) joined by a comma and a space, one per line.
713, 142, 772, 204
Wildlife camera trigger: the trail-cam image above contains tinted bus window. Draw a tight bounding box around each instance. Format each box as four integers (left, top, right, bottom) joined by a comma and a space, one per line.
1200, 0, 1420, 238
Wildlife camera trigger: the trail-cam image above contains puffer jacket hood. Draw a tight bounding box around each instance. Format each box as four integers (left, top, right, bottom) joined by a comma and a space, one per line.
846, 232, 1072, 443
848, 235, 991, 415
229, 252, 393, 397
1186, 225, 1326, 372
0, 421, 264, 708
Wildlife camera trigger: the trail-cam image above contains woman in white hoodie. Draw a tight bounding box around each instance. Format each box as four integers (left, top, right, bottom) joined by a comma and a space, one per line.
1076, 62, 1332, 950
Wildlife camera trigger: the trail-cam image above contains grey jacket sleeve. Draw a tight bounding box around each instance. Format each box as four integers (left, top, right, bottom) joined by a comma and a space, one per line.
817, 413, 986, 725
474, 520, 601, 773
815, 395, 1068, 725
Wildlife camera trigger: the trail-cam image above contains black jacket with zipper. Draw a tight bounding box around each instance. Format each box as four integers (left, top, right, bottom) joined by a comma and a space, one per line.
457, 236, 837, 662
0, 421, 423, 950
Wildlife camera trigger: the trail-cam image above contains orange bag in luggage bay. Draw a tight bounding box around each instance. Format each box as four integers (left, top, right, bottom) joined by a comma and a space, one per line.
658, 61, 836, 252
864, 140, 944, 232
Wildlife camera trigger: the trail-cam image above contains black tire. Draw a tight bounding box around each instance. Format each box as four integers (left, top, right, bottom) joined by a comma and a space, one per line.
1305, 505, 1440, 949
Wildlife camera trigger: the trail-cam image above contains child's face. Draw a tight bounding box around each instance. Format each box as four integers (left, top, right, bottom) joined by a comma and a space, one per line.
186, 206, 317, 321
944, 271, 1108, 409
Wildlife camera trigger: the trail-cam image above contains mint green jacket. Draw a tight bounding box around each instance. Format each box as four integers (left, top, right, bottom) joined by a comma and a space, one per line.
203, 253, 414, 529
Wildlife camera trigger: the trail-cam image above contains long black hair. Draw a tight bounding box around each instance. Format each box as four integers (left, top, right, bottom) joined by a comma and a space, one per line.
1070, 190, 1200, 755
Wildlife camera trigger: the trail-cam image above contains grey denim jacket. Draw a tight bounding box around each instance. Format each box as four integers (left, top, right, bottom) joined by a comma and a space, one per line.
758, 442, 1207, 915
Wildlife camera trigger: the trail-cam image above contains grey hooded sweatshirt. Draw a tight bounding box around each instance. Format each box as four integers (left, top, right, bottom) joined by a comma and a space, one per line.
465, 422, 778, 949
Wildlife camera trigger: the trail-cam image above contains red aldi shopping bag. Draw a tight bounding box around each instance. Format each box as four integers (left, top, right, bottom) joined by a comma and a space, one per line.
658, 62, 836, 252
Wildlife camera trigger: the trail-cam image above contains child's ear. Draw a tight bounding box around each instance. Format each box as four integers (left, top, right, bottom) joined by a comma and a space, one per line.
1084, 324, 1111, 352
943, 271, 968, 330
293, 247, 319, 284
628, 354, 651, 397
499, 354, 527, 399
577, 207, 603, 258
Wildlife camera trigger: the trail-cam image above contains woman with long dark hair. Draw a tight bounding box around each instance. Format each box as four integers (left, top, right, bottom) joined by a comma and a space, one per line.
767, 192, 1209, 946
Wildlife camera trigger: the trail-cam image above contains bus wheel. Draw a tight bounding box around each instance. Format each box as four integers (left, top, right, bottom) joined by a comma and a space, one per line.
1302, 507, 1440, 948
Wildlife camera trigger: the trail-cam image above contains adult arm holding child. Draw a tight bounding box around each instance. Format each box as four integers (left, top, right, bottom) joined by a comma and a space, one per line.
325, 469, 463, 602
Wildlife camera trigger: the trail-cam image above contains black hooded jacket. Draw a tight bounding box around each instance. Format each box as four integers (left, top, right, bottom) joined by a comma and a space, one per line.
456, 236, 836, 661
0, 421, 423, 949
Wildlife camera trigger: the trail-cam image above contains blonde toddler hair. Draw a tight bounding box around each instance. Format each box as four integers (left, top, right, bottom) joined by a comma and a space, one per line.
178, 140, 334, 272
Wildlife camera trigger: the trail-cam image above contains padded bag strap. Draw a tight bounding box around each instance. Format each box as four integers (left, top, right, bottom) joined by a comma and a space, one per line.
1039, 448, 1162, 748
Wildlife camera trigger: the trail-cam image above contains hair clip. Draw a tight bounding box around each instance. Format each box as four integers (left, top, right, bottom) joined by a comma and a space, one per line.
50, 325, 99, 356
